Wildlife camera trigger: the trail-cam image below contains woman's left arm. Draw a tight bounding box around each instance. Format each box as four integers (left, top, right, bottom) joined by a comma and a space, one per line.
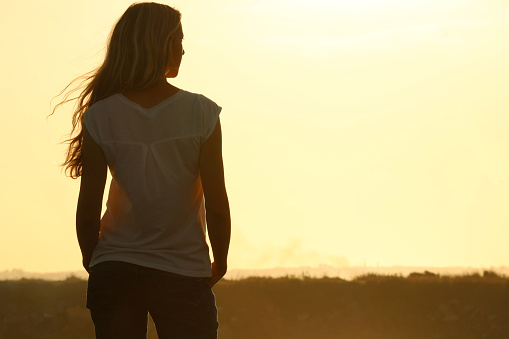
76, 125, 107, 272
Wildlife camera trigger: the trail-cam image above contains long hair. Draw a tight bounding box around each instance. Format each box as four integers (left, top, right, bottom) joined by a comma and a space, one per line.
53, 2, 182, 178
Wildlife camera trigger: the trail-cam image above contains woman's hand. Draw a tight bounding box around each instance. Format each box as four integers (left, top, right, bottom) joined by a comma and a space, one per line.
209, 261, 227, 288
82, 255, 92, 273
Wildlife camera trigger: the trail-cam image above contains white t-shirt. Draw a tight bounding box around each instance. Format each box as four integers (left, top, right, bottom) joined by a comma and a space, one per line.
83, 90, 221, 277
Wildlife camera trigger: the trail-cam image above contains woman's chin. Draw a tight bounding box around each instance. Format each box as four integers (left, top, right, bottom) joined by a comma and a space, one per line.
166, 70, 179, 78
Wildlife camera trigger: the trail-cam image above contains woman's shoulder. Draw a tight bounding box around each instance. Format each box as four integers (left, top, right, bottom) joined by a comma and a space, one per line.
88, 94, 123, 111
179, 89, 218, 105
84, 94, 119, 118
180, 90, 221, 115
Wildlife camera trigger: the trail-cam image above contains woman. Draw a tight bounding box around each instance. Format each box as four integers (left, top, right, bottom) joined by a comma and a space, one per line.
57, 2, 231, 338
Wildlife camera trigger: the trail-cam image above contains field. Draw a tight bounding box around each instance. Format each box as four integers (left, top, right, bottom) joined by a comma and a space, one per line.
0, 272, 508, 339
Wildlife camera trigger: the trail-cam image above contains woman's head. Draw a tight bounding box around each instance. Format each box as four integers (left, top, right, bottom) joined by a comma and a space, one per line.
54, 2, 184, 178
104, 2, 183, 91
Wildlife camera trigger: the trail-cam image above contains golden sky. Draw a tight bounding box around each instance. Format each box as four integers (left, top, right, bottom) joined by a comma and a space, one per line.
1, 0, 508, 272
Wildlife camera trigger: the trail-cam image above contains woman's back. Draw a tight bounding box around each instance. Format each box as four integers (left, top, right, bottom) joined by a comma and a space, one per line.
83, 87, 221, 277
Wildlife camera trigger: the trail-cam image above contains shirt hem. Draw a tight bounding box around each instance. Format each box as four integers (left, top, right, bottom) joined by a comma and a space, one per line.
90, 255, 212, 278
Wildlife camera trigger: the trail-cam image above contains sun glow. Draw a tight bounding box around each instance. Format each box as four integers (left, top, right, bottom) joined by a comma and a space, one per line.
281, 0, 432, 11
0, 0, 509, 273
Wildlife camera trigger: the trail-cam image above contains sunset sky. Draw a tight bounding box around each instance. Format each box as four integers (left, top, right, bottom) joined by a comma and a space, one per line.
1, 0, 508, 273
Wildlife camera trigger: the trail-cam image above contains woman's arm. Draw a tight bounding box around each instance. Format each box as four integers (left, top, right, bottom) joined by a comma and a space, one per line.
76, 125, 107, 272
200, 118, 231, 287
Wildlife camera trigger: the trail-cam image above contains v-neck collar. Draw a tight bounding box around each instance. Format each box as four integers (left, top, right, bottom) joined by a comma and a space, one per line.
117, 90, 183, 112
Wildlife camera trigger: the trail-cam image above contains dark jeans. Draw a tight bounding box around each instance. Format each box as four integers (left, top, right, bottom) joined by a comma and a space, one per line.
86, 261, 218, 339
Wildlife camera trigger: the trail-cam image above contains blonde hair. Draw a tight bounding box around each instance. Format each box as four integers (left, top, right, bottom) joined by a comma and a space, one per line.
54, 2, 182, 178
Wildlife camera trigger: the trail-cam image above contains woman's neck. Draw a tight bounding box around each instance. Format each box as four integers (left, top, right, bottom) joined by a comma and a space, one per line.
122, 80, 180, 109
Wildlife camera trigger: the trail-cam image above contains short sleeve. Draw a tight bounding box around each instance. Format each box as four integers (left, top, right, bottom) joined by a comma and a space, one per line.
83, 106, 102, 145
198, 95, 222, 144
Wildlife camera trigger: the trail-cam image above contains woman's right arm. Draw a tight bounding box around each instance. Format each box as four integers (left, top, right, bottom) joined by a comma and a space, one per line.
76, 125, 107, 272
199, 118, 231, 287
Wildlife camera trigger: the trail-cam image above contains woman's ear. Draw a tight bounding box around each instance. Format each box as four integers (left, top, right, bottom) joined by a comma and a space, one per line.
166, 42, 183, 78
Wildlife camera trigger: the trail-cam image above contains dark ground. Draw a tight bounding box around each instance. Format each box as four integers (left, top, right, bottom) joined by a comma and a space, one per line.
0, 272, 508, 339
